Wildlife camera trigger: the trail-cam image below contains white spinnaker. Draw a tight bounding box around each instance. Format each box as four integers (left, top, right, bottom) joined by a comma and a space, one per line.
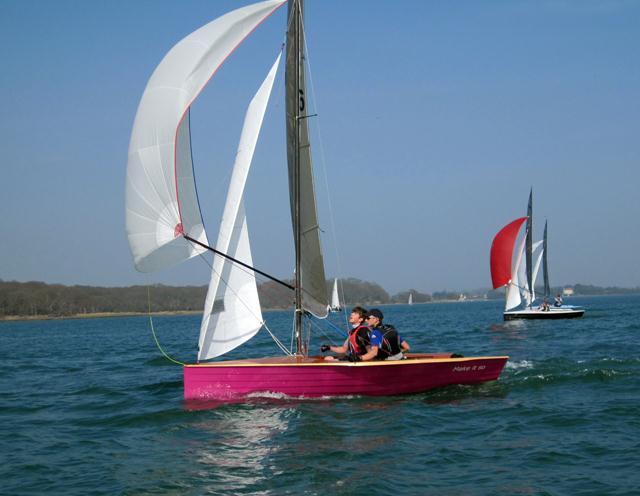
125, 0, 285, 273
506, 234, 527, 311
198, 53, 281, 361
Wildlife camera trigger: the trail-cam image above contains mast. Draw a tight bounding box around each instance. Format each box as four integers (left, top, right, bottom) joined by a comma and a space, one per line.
286, 0, 328, 355
288, 0, 303, 354
543, 220, 550, 299
525, 188, 533, 307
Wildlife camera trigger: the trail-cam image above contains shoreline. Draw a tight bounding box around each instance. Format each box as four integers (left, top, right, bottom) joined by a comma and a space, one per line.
0, 300, 499, 322
0, 294, 619, 322
0, 310, 202, 322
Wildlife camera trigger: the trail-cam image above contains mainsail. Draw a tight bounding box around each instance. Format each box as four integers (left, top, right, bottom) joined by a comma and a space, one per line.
198, 54, 282, 361
125, 0, 285, 273
286, 0, 329, 319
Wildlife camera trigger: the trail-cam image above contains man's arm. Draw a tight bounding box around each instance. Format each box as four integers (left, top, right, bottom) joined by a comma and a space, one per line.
329, 344, 348, 354
359, 345, 379, 362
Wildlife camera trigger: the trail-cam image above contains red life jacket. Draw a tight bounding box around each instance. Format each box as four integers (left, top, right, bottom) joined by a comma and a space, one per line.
348, 325, 371, 355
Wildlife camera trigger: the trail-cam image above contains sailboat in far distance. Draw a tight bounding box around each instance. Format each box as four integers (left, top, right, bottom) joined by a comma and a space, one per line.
329, 278, 341, 312
408, 292, 413, 305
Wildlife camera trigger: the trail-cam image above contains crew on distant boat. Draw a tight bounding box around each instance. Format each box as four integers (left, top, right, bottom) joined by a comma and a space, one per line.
554, 294, 563, 307
321, 306, 382, 362
366, 308, 410, 360
539, 299, 550, 311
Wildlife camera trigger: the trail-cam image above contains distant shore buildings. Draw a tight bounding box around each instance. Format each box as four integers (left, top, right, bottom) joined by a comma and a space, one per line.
562, 287, 575, 296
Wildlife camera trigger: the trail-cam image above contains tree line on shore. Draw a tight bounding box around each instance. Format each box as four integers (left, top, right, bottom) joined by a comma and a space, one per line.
0, 279, 637, 318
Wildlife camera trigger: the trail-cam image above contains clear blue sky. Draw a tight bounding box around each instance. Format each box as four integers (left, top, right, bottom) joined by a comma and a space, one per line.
1, 0, 638, 294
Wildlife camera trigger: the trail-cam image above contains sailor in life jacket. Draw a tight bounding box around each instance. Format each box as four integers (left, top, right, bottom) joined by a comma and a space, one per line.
366, 308, 410, 360
320, 306, 382, 361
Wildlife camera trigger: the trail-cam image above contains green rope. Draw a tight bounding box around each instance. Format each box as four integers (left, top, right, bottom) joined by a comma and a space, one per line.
147, 287, 185, 366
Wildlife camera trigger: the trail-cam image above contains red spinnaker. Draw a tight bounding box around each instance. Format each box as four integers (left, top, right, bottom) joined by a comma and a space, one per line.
490, 217, 528, 289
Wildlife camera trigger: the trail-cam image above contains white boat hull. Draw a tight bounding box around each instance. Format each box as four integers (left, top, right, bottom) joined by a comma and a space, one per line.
504, 306, 585, 320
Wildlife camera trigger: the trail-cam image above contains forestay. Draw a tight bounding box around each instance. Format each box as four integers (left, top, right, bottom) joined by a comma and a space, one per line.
198, 54, 282, 361
125, 0, 286, 273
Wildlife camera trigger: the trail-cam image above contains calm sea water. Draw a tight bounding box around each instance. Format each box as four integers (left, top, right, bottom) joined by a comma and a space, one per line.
1, 295, 639, 495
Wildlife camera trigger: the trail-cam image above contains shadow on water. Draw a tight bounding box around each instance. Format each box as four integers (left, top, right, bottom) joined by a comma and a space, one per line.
137, 379, 182, 392
489, 320, 530, 339
419, 381, 509, 404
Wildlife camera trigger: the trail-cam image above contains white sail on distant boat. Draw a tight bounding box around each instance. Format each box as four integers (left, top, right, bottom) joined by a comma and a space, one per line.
517, 239, 544, 307
408, 293, 413, 305
329, 278, 341, 312
505, 231, 526, 312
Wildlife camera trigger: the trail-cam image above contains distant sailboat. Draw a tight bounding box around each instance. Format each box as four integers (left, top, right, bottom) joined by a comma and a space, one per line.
126, 0, 508, 400
408, 293, 413, 305
329, 278, 341, 312
490, 191, 584, 320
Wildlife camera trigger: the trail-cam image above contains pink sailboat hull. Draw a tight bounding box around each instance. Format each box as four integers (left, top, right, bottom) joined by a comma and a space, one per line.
183, 353, 509, 400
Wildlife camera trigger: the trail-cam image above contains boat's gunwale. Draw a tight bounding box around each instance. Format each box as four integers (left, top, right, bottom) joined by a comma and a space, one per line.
184, 355, 509, 368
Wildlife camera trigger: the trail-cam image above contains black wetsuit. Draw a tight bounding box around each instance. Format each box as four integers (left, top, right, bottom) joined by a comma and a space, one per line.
375, 324, 403, 359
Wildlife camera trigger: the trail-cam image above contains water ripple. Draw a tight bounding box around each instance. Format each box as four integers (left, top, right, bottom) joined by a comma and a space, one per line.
1, 295, 639, 494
